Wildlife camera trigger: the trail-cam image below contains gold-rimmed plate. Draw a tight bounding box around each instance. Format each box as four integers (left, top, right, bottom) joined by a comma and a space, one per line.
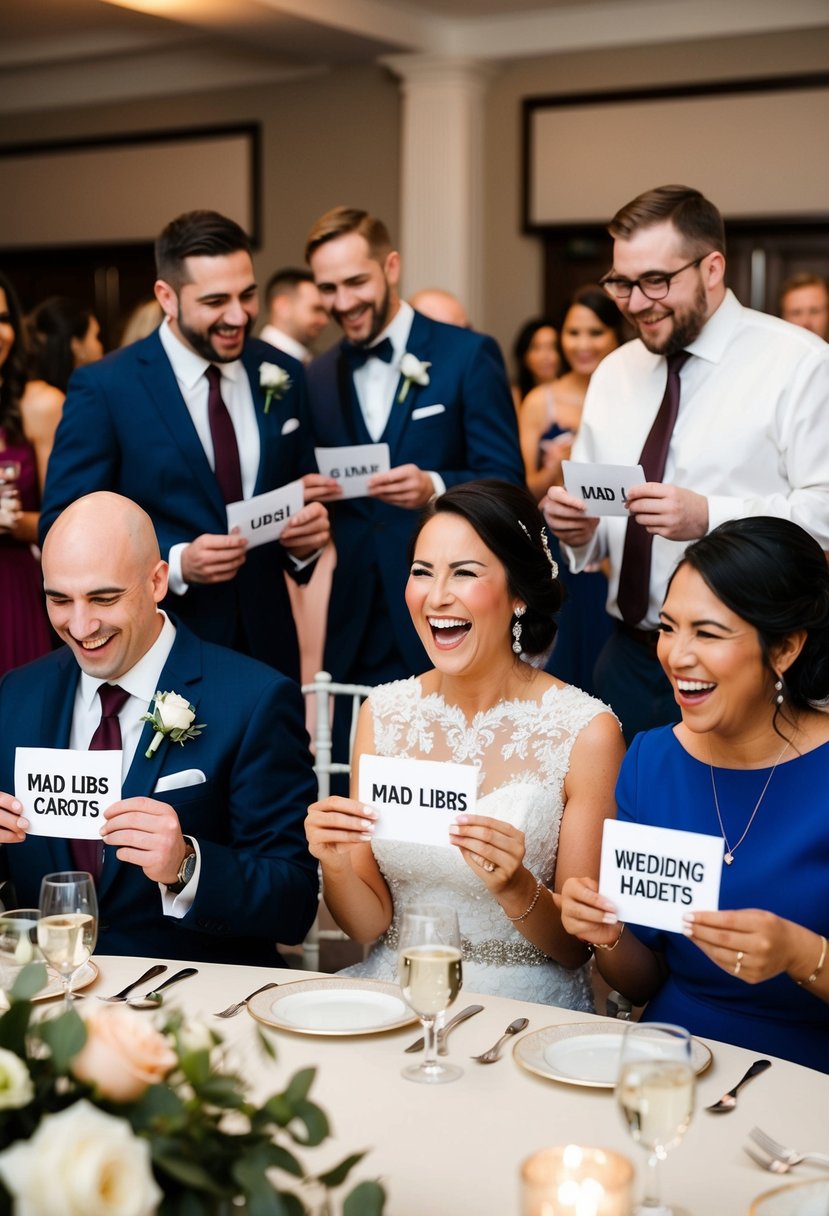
31, 960, 99, 1002
248, 977, 417, 1036
514, 1021, 712, 1088
749, 1178, 829, 1215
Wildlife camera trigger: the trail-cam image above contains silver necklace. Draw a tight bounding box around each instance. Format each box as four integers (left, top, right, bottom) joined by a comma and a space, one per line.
709, 740, 790, 865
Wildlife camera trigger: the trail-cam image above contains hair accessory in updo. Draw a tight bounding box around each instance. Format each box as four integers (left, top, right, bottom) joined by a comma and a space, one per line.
518, 519, 559, 579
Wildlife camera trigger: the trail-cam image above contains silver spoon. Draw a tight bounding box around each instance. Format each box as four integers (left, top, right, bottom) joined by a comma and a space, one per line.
128, 966, 198, 1008
471, 1017, 529, 1063
97, 964, 167, 1002
706, 1058, 772, 1112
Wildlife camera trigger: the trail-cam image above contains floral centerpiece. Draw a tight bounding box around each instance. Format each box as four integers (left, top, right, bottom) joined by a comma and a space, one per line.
0, 964, 385, 1216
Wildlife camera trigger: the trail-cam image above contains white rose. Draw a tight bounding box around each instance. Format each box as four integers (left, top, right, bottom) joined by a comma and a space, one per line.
155, 692, 195, 732
0, 1099, 162, 1216
259, 362, 290, 390
177, 1017, 215, 1055
0, 1047, 34, 1110
399, 353, 430, 386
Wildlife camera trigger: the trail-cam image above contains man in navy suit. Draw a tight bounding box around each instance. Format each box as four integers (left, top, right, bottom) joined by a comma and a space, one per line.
303, 206, 524, 689
40, 210, 329, 682
0, 493, 317, 965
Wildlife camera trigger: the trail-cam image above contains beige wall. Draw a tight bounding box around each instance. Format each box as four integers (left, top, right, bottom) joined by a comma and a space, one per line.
3, 27, 828, 359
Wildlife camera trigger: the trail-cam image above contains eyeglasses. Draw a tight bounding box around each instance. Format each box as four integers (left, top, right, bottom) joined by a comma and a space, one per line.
600, 255, 707, 302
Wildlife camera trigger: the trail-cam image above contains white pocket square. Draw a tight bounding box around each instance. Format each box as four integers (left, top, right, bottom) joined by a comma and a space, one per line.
411, 403, 445, 420
154, 769, 207, 794
281, 417, 300, 435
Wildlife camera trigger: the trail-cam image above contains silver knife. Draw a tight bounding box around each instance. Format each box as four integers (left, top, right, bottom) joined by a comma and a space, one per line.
404, 1004, 484, 1055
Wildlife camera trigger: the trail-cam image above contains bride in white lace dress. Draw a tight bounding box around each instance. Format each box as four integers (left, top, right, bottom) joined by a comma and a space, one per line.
305, 480, 624, 1008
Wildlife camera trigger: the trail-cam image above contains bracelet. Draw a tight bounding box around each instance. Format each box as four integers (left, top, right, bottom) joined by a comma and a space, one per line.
796, 933, 827, 986
589, 924, 625, 953
504, 878, 544, 924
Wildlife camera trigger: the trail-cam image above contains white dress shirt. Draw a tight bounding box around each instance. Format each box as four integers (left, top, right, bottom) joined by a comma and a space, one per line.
70, 612, 201, 915
159, 320, 261, 596
565, 289, 829, 628
259, 323, 311, 365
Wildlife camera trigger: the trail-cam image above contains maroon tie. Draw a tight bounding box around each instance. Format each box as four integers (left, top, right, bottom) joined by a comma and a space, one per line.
617, 350, 691, 626
205, 364, 243, 504
71, 684, 130, 879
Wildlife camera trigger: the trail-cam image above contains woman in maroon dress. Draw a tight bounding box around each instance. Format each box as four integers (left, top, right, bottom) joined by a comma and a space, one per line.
0, 271, 53, 677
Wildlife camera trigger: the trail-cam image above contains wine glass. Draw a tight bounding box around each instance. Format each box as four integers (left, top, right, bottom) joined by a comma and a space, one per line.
398, 902, 463, 1084
37, 872, 98, 1008
616, 1022, 695, 1216
0, 909, 40, 1005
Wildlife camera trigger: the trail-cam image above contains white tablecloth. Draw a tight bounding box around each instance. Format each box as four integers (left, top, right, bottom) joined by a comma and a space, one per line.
82, 957, 829, 1215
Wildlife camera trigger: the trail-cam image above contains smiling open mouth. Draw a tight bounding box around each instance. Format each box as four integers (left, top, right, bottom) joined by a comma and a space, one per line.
428, 616, 471, 649
676, 679, 716, 699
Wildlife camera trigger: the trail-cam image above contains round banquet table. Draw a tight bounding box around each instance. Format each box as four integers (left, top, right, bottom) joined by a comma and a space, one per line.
75, 957, 829, 1214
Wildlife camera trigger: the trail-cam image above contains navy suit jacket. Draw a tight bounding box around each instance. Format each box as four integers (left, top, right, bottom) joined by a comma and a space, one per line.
0, 625, 318, 966
306, 312, 524, 678
40, 331, 318, 681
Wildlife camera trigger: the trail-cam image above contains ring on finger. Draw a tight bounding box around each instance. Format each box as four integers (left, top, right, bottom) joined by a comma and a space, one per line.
733, 949, 745, 977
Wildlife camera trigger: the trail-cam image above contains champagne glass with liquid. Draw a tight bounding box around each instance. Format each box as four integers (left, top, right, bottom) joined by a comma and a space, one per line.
398, 902, 463, 1084
0, 909, 40, 1004
616, 1022, 695, 1215
38, 872, 98, 1008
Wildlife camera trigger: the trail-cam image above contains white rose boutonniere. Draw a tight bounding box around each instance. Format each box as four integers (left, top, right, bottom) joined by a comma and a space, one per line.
397, 352, 431, 403
0, 1099, 162, 1216
141, 690, 205, 759
260, 361, 293, 413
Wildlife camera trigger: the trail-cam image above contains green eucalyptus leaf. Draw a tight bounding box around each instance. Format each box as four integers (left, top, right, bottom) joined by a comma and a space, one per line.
153, 1154, 225, 1193
0, 1001, 31, 1054
343, 1180, 386, 1216
287, 1098, 329, 1147
36, 1005, 86, 1072
284, 1067, 316, 1105
256, 1026, 277, 1060
318, 1152, 367, 1189
260, 1093, 293, 1126
9, 962, 48, 1001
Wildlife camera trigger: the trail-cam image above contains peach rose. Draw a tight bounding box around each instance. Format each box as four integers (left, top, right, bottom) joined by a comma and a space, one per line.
71, 1005, 177, 1103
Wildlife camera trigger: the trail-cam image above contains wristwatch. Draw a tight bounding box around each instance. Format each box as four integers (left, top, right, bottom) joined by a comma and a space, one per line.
166, 838, 196, 894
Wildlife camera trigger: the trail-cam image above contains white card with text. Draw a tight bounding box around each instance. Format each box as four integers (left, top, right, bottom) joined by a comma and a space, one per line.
562, 461, 645, 516
314, 443, 391, 499
358, 754, 477, 848
226, 478, 304, 549
599, 818, 723, 933
15, 747, 122, 840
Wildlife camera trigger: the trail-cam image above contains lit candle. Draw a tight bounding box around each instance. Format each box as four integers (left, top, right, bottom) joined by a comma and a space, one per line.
521, 1145, 633, 1216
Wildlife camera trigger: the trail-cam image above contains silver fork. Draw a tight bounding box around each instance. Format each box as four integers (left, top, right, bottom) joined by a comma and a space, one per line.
470, 1017, 528, 1063
97, 964, 167, 1002
214, 982, 279, 1018
748, 1126, 829, 1169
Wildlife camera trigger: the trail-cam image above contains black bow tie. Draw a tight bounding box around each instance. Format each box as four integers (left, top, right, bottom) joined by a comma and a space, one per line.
342, 337, 394, 369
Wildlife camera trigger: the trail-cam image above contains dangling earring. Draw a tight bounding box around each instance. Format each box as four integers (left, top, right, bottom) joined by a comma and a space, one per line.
774, 675, 784, 706
512, 606, 526, 654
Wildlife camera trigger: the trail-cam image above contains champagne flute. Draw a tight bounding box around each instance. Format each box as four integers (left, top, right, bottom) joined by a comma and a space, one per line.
616, 1022, 695, 1216
0, 909, 40, 1005
37, 872, 98, 1008
398, 902, 463, 1084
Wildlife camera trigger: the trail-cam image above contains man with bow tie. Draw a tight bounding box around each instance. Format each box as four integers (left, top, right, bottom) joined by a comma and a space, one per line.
303, 206, 523, 700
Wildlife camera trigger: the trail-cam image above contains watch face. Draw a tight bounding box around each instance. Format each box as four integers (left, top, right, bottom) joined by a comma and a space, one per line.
179, 852, 196, 884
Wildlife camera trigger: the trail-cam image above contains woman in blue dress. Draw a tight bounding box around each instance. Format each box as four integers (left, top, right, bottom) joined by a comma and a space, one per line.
560, 516, 829, 1071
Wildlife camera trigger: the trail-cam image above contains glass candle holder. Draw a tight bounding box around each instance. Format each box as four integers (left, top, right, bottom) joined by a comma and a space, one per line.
521, 1145, 634, 1216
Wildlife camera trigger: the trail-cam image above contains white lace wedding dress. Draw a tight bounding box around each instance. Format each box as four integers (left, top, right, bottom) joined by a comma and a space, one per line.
342, 676, 612, 1009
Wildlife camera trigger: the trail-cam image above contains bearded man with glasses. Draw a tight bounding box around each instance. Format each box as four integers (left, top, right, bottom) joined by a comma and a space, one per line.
543, 184, 829, 742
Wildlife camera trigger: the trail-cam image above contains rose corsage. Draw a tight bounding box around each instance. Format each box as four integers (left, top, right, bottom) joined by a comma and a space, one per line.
397, 352, 431, 403
259, 361, 292, 413
141, 691, 204, 759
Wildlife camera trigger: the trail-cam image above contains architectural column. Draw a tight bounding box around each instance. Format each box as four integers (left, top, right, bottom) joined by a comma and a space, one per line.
382, 55, 497, 326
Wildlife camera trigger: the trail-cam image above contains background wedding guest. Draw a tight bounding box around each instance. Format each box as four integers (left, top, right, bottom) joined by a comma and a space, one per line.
779, 271, 829, 339
519, 286, 625, 697
119, 298, 164, 347
560, 517, 829, 1071
0, 270, 53, 678
306, 480, 623, 1004
408, 287, 470, 329
0, 492, 318, 965
303, 206, 523, 707
259, 267, 329, 364
40, 210, 329, 682
543, 185, 829, 743
511, 317, 561, 412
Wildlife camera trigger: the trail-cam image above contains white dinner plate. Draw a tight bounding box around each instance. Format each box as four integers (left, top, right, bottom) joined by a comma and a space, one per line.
30, 960, 99, 1002
750, 1178, 829, 1215
248, 977, 417, 1036
513, 1021, 712, 1088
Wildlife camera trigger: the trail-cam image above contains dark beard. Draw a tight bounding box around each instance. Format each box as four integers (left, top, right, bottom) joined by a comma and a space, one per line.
639, 279, 708, 356
176, 312, 252, 363
337, 283, 391, 347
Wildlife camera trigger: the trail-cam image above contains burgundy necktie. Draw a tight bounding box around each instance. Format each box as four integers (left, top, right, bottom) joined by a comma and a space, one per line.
205, 364, 243, 504
71, 684, 130, 879
616, 350, 691, 626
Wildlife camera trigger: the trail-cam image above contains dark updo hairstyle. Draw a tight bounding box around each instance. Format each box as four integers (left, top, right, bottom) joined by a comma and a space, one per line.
670, 516, 829, 721
408, 479, 565, 658
27, 296, 96, 394
0, 270, 27, 443
512, 317, 559, 402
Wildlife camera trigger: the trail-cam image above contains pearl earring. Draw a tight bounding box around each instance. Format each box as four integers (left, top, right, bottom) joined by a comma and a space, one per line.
512, 606, 526, 654
774, 677, 784, 706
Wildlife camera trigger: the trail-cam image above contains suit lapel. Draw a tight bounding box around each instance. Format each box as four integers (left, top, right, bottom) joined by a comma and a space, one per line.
242, 345, 271, 495
381, 311, 432, 458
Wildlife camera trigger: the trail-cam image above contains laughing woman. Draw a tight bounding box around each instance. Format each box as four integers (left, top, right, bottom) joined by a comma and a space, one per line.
305, 480, 623, 1007
560, 517, 829, 1070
